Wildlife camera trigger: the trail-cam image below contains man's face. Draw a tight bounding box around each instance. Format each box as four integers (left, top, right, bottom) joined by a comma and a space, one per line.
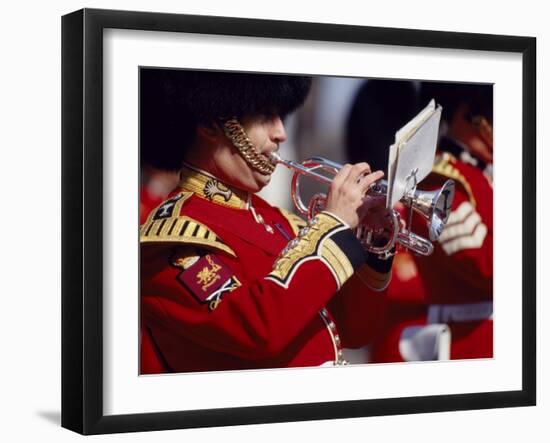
450, 104, 493, 165
208, 114, 287, 193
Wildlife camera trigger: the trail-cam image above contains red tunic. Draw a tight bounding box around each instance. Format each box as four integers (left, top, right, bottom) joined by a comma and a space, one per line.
140, 165, 392, 373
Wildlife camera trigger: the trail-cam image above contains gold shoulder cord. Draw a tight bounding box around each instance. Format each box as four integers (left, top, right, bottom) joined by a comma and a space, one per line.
223, 118, 276, 175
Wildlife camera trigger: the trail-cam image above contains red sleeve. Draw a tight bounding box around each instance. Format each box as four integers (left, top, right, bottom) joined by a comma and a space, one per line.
412, 167, 493, 300
327, 249, 394, 349
434, 186, 492, 289
141, 212, 368, 360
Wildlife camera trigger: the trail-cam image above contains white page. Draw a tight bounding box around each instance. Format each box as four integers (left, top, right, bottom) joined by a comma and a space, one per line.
386, 101, 442, 207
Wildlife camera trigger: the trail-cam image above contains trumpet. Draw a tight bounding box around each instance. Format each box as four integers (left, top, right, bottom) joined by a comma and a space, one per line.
270, 152, 455, 258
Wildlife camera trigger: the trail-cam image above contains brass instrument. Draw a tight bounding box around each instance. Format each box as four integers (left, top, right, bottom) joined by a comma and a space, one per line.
270, 153, 455, 258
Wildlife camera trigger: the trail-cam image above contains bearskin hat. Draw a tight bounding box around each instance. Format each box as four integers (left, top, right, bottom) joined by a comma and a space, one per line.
140, 68, 312, 171
346, 79, 419, 174
420, 81, 493, 124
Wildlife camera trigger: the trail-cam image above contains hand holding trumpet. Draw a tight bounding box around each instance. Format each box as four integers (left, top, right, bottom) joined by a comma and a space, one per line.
325, 163, 385, 229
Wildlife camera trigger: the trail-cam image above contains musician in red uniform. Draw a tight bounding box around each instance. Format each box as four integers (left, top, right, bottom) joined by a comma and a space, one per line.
347, 80, 493, 362
368, 147, 493, 362
408, 82, 493, 361
139, 69, 393, 374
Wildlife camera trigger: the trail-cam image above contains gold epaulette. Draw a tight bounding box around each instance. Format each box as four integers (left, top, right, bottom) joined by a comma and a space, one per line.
432, 153, 477, 207
279, 208, 308, 236
140, 192, 236, 257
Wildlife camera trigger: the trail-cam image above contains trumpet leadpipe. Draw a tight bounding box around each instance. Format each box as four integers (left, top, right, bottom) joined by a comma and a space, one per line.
269, 152, 333, 185
270, 152, 387, 195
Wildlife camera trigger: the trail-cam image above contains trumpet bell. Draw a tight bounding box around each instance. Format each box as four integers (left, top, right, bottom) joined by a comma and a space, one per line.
430, 179, 456, 241
410, 179, 455, 241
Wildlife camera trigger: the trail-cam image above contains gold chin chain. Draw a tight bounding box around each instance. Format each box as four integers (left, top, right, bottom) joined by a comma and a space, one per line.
223, 118, 276, 175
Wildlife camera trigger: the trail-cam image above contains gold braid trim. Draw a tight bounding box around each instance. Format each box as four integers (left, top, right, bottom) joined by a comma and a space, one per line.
279, 208, 307, 235
266, 212, 354, 289
178, 164, 249, 210
140, 215, 236, 257
321, 238, 356, 288
223, 118, 276, 175
140, 192, 235, 257
142, 192, 193, 226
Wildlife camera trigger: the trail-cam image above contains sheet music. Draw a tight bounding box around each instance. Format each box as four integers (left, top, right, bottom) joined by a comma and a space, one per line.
386, 100, 442, 208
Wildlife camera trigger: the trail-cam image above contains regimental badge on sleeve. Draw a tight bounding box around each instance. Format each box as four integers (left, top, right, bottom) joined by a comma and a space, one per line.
174, 253, 241, 311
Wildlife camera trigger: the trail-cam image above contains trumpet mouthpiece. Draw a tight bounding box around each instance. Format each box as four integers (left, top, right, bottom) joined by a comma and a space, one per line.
269, 151, 283, 165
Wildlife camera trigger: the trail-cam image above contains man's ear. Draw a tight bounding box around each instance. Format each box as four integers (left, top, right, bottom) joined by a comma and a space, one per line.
196, 123, 224, 143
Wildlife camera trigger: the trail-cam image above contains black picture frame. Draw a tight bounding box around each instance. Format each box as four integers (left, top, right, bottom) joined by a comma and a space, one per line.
61, 8, 536, 435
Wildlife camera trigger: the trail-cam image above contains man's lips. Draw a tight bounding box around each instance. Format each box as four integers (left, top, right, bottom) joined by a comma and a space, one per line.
262, 148, 279, 160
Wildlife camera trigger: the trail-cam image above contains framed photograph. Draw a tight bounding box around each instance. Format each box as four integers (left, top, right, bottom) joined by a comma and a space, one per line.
62, 8, 536, 435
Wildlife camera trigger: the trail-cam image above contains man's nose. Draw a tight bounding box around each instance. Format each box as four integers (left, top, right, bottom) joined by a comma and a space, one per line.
270, 116, 287, 143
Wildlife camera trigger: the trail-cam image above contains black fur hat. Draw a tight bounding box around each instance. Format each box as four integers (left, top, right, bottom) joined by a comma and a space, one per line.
140, 68, 312, 170
346, 79, 419, 174
420, 81, 493, 124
